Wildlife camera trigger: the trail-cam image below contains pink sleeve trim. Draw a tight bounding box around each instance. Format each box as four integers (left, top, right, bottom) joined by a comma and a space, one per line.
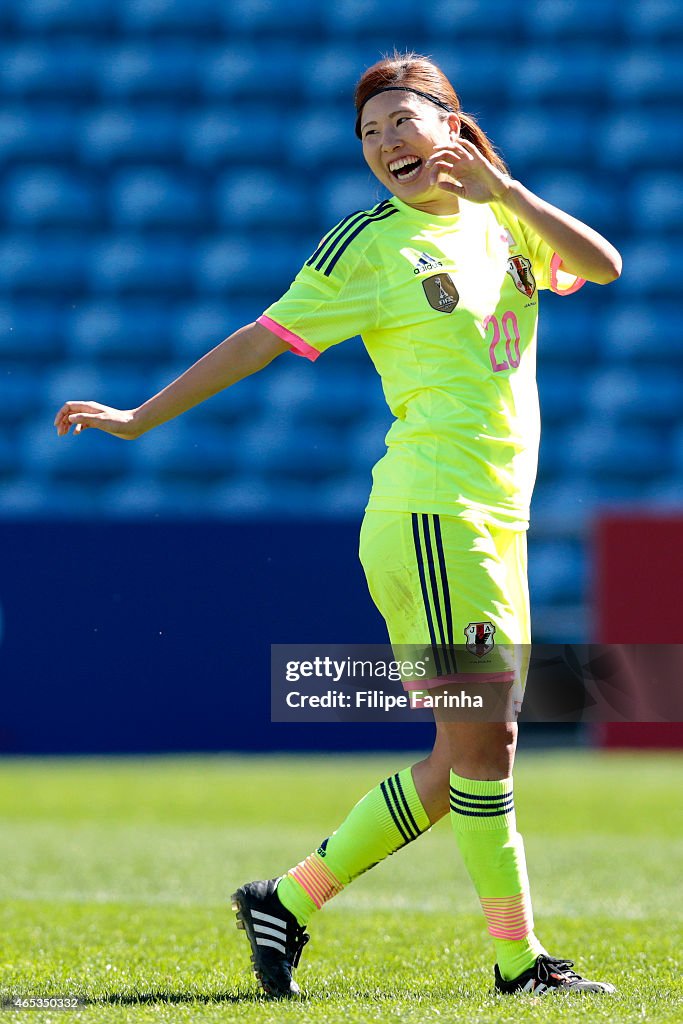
257, 314, 321, 361
550, 252, 586, 296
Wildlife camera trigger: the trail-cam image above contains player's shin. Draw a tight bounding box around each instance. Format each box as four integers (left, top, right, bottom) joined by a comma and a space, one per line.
277, 766, 432, 925
449, 771, 546, 981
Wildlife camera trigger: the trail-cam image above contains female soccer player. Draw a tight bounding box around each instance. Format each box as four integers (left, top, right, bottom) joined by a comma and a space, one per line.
55, 53, 621, 999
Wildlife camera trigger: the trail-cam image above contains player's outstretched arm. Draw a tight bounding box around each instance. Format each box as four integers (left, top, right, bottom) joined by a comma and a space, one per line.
54, 321, 290, 439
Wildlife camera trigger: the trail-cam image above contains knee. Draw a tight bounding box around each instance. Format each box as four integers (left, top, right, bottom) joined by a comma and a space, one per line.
450, 722, 517, 781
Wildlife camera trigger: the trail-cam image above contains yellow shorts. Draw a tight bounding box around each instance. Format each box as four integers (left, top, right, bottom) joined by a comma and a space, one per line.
359, 511, 530, 695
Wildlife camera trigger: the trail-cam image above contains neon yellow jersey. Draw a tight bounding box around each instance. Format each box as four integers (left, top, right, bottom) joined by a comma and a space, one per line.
259, 195, 584, 529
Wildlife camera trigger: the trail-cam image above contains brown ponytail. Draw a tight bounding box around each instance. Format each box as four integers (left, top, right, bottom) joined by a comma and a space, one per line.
354, 51, 508, 175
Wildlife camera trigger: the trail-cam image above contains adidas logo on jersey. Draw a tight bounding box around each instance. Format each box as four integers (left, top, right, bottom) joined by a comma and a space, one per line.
413, 252, 443, 275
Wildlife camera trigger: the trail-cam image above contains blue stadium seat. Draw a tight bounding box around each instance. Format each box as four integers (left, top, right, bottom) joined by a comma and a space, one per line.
646, 477, 683, 509
67, 302, 174, 364
528, 539, 585, 605
617, 239, 679, 298
0, 42, 99, 99
0, 370, 38, 424
622, 1, 683, 41
670, 426, 683, 473
131, 421, 237, 482
0, 479, 59, 519
496, 109, 592, 169
97, 43, 200, 100
323, 476, 372, 517
527, 171, 622, 233
598, 302, 679, 362
430, 47, 516, 105
609, 51, 683, 104
109, 169, 207, 229
0, 434, 33, 479
506, 47, 607, 102
600, 110, 683, 169
287, 111, 358, 171
288, 374, 381, 431
24, 421, 132, 483
537, 369, 588, 424
298, 48, 362, 104
560, 421, 662, 478
44, 365, 151, 414
536, 302, 597, 362
115, 0, 222, 36
208, 476, 274, 517
0, 235, 86, 295
527, 0, 622, 39
173, 301, 270, 364
423, 1, 522, 39
4, 167, 100, 227
12, 0, 116, 33
80, 107, 185, 166
347, 415, 392, 471
530, 477, 595, 536
194, 235, 305, 297
214, 170, 310, 228
630, 173, 683, 231
200, 44, 303, 101
231, 421, 348, 481
261, 361, 319, 413
0, 107, 79, 164
170, 301, 238, 359
221, 0, 321, 36
183, 107, 284, 168
0, 301, 64, 363
588, 368, 683, 424
88, 236, 193, 295
320, 0, 419, 36
318, 171, 383, 224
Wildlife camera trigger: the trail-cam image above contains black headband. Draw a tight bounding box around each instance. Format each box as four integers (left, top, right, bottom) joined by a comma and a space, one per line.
355, 86, 455, 139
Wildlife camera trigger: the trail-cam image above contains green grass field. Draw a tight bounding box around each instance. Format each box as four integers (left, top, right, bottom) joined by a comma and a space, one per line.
1, 751, 681, 1023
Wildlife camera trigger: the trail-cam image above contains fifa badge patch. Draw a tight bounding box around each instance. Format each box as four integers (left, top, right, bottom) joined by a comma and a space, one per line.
506, 255, 536, 298
422, 273, 459, 313
464, 621, 496, 657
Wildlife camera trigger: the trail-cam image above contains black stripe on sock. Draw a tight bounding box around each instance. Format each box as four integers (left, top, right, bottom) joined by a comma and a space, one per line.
450, 786, 514, 801
421, 514, 457, 675
412, 513, 442, 676
449, 802, 515, 818
380, 780, 411, 843
393, 772, 423, 838
450, 797, 514, 815
387, 773, 419, 840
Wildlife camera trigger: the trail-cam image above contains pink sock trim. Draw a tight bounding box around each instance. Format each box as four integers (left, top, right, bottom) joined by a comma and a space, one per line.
480, 892, 534, 940
288, 854, 344, 910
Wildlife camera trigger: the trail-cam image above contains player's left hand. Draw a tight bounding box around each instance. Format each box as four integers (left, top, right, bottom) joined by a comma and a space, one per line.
425, 139, 511, 204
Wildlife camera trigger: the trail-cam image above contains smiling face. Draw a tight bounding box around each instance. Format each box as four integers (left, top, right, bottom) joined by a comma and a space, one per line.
360, 90, 461, 214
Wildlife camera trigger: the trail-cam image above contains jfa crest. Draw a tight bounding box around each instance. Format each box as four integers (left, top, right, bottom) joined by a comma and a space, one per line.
464, 621, 496, 657
506, 255, 536, 298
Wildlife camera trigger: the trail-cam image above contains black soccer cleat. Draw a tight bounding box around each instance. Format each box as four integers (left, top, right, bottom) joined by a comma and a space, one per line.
231, 878, 310, 998
495, 954, 617, 995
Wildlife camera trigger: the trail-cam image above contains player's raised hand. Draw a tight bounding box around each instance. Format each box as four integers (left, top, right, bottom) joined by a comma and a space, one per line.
425, 138, 511, 204
54, 401, 142, 439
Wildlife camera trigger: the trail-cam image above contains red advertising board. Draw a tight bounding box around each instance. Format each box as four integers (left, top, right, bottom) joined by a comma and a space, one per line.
595, 514, 683, 748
